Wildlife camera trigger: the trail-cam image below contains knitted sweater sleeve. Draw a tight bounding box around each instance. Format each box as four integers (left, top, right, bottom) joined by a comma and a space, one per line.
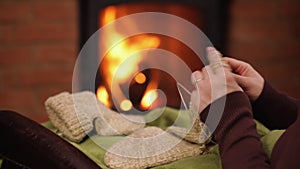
200, 92, 271, 169
252, 81, 299, 130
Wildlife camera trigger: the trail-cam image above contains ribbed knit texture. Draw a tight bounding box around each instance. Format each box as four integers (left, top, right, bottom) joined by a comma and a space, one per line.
45, 91, 145, 143
200, 92, 270, 169
45, 92, 95, 143
104, 127, 206, 169
252, 82, 298, 130
253, 82, 300, 168
199, 81, 300, 169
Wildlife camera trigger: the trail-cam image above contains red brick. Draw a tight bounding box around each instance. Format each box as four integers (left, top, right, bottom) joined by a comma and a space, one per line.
36, 86, 72, 121
227, 42, 277, 62
295, 21, 300, 38
0, 90, 36, 109
278, 1, 300, 18
38, 87, 71, 104
15, 68, 73, 88
0, 88, 49, 122
229, 21, 294, 43
15, 22, 77, 43
35, 45, 77, 64
0, 69, 17, 91
274, 42, 300, 61
0, 25, 15, 43
256, 62, 299, 85
37, 86, 71, 110
0, 47, 33, 66
0, 72, 2, 89
0, 2, 31, 22
230, 1, 275, 20
279, 84, 300, 99
33, 1, 77, 21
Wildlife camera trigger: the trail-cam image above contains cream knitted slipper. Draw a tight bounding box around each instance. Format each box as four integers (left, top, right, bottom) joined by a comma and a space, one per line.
94, 103, 145, 135
45, 92, 99, 142
45, 91, 145, 142
104, 126, 205, 169
167, 117, 211, 144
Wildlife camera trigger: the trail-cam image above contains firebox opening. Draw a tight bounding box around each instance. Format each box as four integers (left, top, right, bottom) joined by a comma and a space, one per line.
78, 0, 229, 113
93, 1, 215, 113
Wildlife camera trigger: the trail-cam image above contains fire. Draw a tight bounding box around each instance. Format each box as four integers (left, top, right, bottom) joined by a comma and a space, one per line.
120, 99, 133, 111
140, 79, 159, 110
140, 89, 159, 109
135, 72, 146, 84
97, 86, 111, 107
98, 5, 161, 111
102, 6, 116, 25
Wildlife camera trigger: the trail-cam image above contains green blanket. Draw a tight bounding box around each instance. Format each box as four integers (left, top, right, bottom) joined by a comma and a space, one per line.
43, 107, 285, 169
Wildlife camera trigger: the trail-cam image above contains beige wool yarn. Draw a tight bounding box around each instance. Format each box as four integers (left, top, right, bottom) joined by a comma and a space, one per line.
45, 91, 145, 142
104, 127, 206, 169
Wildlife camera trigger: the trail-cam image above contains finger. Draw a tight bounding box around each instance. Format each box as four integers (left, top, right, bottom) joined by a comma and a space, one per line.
232, 73, 248, 89
200, 66, 210, 80
191, 70, 204, 86
223, 57, 247, 73
207, 47, 222, 64
206, 47, 229, 74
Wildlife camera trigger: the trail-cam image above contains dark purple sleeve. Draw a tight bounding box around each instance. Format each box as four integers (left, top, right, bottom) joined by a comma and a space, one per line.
201, 92, 271, 169
252, 82, 299, 130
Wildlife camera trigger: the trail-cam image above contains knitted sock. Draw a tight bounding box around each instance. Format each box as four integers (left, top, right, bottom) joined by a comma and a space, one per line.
167, 116, 211, 144
45, 92, 97, 143
104, 126, 206, 169
45, 91, 145, 142
94, 103, 145, 135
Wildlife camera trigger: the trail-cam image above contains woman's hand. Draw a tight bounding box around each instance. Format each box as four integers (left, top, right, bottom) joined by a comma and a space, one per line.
190, 47, 242, 114
223, 57, 264, 101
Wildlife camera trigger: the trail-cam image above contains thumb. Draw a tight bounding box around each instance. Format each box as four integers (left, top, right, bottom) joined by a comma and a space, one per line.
232, 74, 249, 90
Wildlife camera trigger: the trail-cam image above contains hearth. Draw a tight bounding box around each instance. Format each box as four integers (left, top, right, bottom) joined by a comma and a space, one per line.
78, 0, 230, 113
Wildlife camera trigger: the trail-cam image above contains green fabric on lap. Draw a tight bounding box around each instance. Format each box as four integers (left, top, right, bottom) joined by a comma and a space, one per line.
152, 146, 222, 169
145, 107, 191, 130
42, 107, 285, 169
261, 130, 285, 158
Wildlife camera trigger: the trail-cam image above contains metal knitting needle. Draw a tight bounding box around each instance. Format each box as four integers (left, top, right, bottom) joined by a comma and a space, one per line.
176, 82, 192, 111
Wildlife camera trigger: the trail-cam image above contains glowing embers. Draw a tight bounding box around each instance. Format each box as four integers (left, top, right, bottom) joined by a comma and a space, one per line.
96, 4, 203, 112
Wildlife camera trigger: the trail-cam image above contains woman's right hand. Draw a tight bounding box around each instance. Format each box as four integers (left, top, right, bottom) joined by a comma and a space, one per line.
223, 57, 264, 101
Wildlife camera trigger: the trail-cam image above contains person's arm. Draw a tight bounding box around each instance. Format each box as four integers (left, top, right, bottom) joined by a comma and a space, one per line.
224, 57, 299, 130
252, 81, 299, 130
191, 48, 271, 169
200, 92, 271, 169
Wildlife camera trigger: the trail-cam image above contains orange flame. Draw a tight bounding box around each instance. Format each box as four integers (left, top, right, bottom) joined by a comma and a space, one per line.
140, 89, 159, 109
135, 72, 146, 84
140, 79, 159, 110
98, 6, 160, 111
97, 86, 111, 107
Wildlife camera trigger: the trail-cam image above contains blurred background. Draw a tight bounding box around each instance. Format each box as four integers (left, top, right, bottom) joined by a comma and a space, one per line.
0, 0, 299, 123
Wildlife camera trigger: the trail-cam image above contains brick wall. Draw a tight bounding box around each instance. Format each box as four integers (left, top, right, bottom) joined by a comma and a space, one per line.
0, 0, 299, 122
227, 0, 300, 98
0, 0, 78, 122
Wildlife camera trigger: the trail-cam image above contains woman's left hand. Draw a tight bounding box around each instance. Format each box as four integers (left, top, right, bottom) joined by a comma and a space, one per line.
190, 47, 243, 114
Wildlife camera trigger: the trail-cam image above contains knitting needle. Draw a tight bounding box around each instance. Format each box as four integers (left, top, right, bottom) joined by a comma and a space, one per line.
176, 82, 192, 111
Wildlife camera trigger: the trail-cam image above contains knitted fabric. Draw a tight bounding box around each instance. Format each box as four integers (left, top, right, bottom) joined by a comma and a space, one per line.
45, 91, 145, 143
167, 117, 211, 144
94, 107, 145, 135
104, 126, 206, 169
45, 92, 95, 143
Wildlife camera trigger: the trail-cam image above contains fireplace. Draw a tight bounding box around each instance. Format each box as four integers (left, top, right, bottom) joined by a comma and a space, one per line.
78, 0, 230, 113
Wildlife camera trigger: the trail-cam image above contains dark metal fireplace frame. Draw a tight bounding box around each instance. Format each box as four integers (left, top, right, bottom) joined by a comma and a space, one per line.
79, 0, 230, 51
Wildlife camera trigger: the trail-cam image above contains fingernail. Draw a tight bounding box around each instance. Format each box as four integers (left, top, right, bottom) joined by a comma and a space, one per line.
191, 71, 201, 83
